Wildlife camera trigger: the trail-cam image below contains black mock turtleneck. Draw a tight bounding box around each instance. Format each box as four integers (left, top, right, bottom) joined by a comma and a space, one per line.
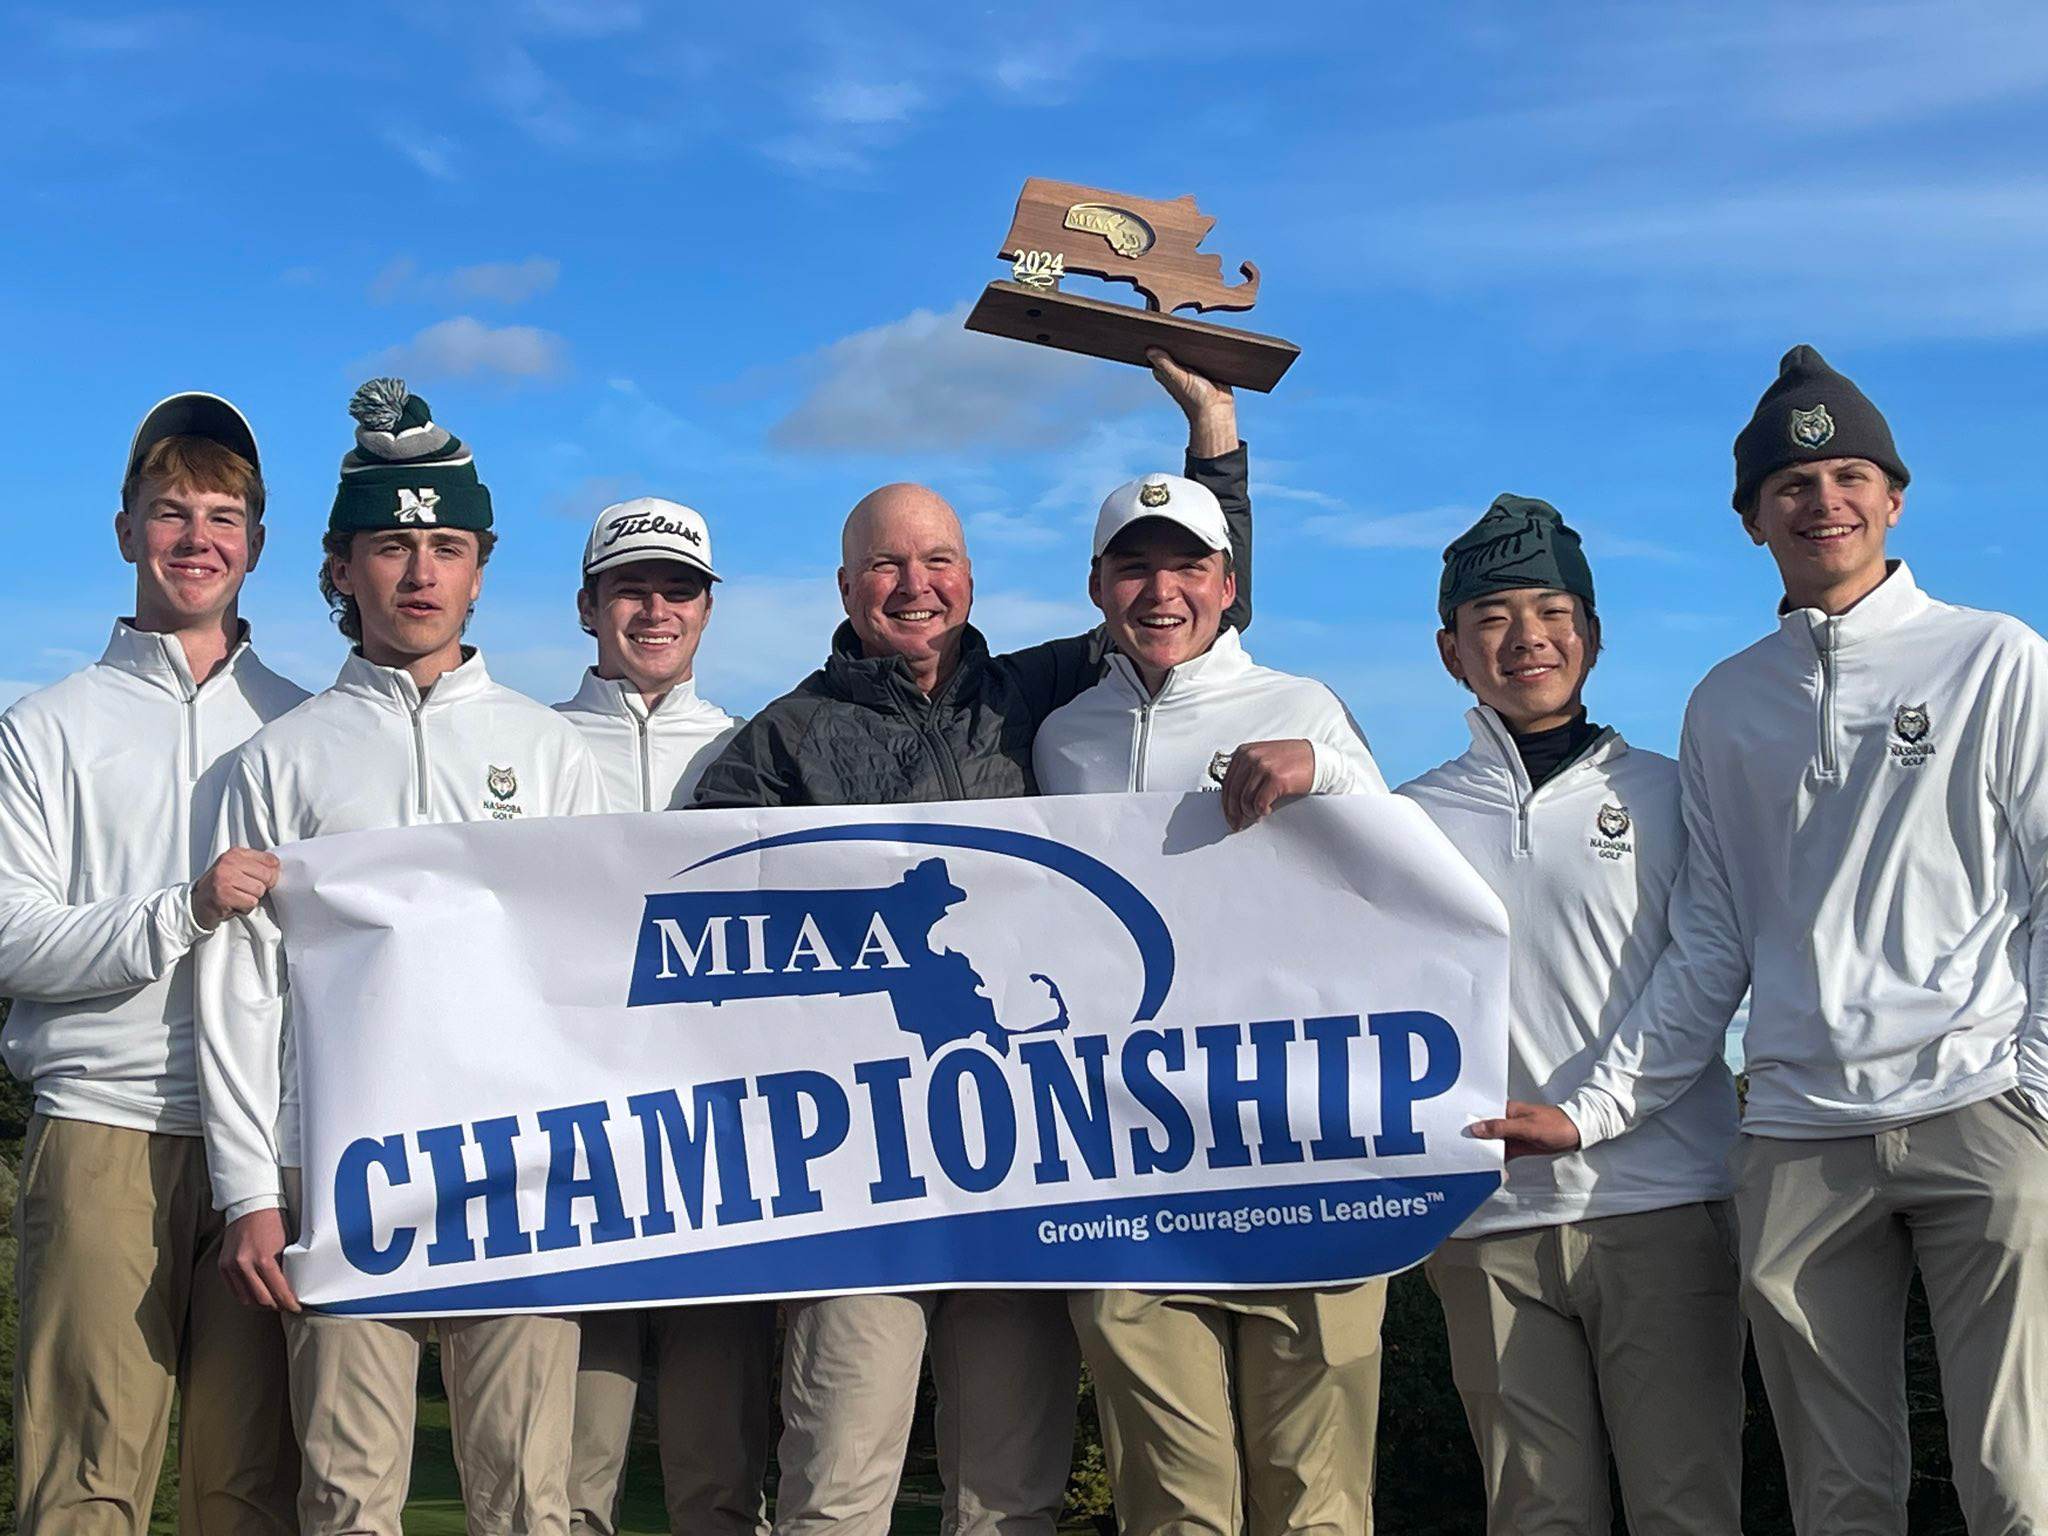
1512, 710, 1603, 789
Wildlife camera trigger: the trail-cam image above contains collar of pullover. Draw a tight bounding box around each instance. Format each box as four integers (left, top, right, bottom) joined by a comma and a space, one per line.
1777, 560, 1928, 650
823, 620, 986, 710
334, 647, 494, 712
566, 666, 704, 723
1465, 704, 1622, 797
1105, 626, 1250, 705
99, 619, 252, 699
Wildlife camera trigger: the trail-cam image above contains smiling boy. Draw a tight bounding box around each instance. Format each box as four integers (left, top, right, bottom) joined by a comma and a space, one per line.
1483, 348, 2048, 1533
196, 379, 603, 1536
1032, 472, 1386, 1536
0, 393, 307, 1535
1397, 496, 1742, 1536
552, 501, 763, 1536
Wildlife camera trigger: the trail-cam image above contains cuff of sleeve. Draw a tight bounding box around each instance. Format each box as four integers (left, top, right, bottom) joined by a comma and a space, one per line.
1309, 740, 1340, 796
157, 883, 207, 955
1558, 1087, 1623, 1150
1184, 441, 1248, 477
223, 1193, 285, 1224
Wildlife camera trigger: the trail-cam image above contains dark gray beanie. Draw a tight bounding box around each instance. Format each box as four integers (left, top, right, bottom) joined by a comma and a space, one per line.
1438, 495, 1595, 626
1732, 346, 1908, 511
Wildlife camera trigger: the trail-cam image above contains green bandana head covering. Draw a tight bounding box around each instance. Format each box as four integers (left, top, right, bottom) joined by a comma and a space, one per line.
1438, 494, 1595, 626
328, 377, 493, 535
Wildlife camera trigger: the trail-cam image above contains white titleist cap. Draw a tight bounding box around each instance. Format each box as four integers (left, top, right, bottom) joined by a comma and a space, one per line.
1092, 474, 1228, 560
583, 497, 719, 581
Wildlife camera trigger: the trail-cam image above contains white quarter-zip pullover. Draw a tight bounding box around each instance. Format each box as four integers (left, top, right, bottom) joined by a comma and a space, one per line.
553, 668, 741, 812
1398, 710, 1736, 1233
196, 649, 604, 1219
0, 624, 307, 1133
1033, 628, 1386, 796
1565, 564, 2048, 1145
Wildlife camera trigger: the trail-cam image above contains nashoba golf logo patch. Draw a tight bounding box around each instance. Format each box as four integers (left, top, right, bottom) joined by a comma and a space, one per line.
485, 764, 523, 818
1589, 802, 1633, 860
1890, 704, 1935, 766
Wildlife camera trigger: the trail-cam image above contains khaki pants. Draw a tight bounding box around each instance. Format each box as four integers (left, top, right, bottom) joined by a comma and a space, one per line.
1424, 1202, 1744, 1536
1734, 1090, 2048, 1536
773, 1289, 1079, 1536
281, 1169, 579, 1536
567, 1303, 775, 1536
1071, 1282, 1386, 1536
12, 1114, 298, 1536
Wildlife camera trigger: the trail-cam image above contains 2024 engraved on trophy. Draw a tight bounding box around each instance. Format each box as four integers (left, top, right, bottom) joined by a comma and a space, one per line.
964, 177, 1301, 392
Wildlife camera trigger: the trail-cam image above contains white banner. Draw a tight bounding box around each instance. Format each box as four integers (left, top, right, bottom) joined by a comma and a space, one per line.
272, 792, 1510, 1316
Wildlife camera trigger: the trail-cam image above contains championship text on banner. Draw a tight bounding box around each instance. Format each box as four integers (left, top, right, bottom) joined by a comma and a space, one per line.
271, 793, 1511, 1317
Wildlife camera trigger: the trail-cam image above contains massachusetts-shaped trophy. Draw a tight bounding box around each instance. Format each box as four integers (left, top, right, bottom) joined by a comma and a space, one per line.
964, 177, 1301, 392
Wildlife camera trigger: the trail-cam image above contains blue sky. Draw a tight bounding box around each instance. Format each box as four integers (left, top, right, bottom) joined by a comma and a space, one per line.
5, 0, 2048, 786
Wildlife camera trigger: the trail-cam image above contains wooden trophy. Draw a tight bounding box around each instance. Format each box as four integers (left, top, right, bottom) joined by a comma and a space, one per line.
963, 177, 1300, 392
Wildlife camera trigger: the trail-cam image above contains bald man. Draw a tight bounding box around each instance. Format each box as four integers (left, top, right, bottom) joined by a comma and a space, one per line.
694, 353, 1253, 1536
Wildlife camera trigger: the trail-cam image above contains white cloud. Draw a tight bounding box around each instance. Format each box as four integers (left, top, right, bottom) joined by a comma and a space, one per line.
368, 255, 416, 305
383, 129, 459, 182
482, 43, 585, 148
589, 378, 729, 467
757, 133, 870, 177
1367, 179, 2048, 340
368, 255, 560, 306
810, 80, 923, 125
1300, 506, 1473, 550
692, 575, 848, 705
1257, 482, 1348, 511
371, 316, 568, 382
450, 257, 560, 304
770, 302, 1159, 454
970, 590, 1099, 653
991, 48, 1071, 96
965, 509, 1065, 550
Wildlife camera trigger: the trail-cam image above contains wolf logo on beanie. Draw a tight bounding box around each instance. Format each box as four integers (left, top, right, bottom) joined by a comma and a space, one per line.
1732, 346, 1908, 512
1788, 404, 1836, 451
329, 378, 493, 535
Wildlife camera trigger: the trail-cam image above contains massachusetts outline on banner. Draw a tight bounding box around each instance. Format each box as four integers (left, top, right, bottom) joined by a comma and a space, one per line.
272, 792, 1510, 1317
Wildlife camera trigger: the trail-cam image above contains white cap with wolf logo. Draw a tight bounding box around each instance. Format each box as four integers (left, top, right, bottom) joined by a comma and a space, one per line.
1092, 473, 1228, 559
582, 497, 720, 581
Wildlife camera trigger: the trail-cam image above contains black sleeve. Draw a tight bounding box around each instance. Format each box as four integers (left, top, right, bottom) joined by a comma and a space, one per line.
1185, 441, 1251, 633
690, 706, 812, 808
997, 630, 1106, 731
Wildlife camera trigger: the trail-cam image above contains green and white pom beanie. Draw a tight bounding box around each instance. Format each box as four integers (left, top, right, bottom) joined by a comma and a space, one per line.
329, 377, 493, 534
